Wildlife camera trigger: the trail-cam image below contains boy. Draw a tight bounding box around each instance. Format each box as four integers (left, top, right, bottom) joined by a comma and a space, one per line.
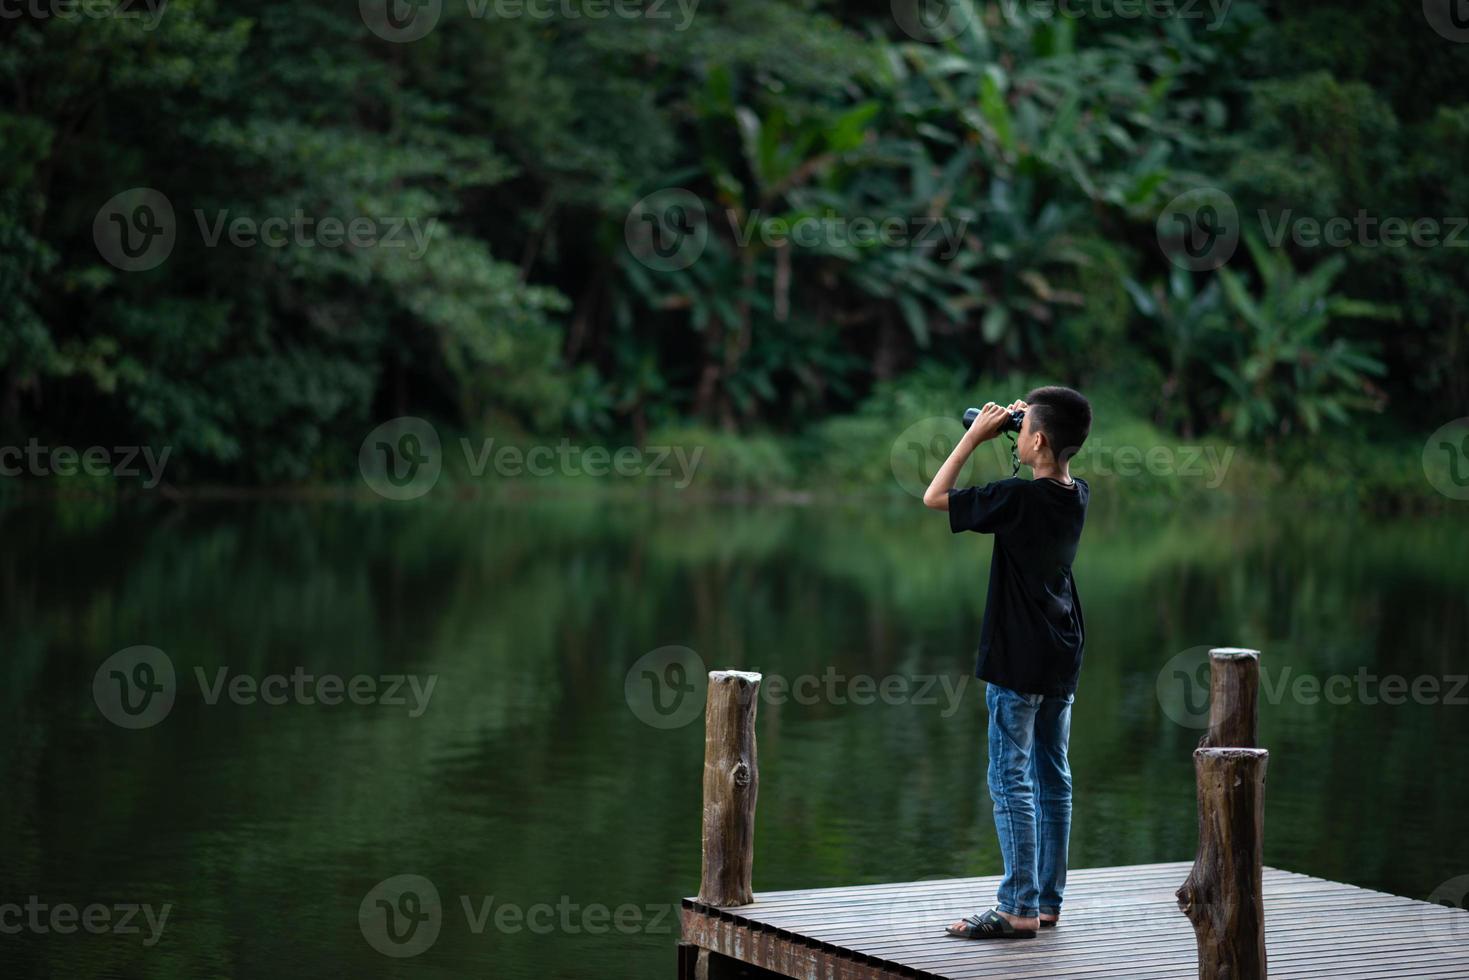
922, 386, 1092, 940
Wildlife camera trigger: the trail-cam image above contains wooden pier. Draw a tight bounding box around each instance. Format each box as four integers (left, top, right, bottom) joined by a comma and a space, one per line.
680, 861, 1469, 979
679, 660, 1469, 979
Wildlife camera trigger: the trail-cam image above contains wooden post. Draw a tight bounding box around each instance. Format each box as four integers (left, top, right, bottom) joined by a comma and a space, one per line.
1199, 647, 1260, 749
1177, 747, 1269, 979
698, 670, 761, 907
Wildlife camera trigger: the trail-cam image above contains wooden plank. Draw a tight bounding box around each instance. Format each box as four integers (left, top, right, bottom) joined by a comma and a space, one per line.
684, 906, 931, 980
735, 874, 1341, 937
730, 874, 1343, 947
865, 904, 1469, 975
715, 862, 1194, 908
870, 904, 1418, 968
681, 864, 1469, 980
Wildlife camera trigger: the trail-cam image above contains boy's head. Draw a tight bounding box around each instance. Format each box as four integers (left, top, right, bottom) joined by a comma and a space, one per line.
1018, 386, 1091, 469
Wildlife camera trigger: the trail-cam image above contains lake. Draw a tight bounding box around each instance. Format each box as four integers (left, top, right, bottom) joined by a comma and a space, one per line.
3, 496, 1467, 978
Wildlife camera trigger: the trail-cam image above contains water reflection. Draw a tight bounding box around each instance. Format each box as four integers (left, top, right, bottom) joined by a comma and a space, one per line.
2, 498, 1466, 977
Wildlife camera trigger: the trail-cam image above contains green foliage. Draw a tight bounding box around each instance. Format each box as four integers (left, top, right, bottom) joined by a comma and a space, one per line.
1224, 71, 1401, 215
0, 0, 1462, 484
1125, 267, 1230, 435
1214, 236, 1394, 439
647, 424, 797, 492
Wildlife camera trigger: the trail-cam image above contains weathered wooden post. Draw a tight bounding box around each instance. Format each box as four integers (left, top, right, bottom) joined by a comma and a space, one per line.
698, 670, 761, 908
1199, 647, 1261, 749
1177, 747, 1269, 979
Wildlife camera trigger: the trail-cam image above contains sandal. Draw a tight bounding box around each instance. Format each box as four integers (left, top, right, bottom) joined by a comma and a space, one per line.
1040, 917, 1058, 929
944, 908, 1037, 939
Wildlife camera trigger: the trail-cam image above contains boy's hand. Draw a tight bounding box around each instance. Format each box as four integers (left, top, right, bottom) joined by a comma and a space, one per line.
925, 398, 1021, 509
964, 402, 1012, 444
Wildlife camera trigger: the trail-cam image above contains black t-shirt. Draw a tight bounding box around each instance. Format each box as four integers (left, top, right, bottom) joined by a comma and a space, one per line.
948, 477, 1089, 696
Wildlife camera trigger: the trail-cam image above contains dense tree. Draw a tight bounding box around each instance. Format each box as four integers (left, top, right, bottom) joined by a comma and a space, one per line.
1, 0, 1464, 482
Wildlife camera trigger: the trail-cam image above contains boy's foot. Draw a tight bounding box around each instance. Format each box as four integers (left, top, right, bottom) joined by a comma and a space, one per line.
945, 908, 1038, 939
1039, 914, 1059, 928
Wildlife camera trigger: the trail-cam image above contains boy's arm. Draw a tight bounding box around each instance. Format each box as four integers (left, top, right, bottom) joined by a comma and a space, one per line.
923, 402, 1011, 510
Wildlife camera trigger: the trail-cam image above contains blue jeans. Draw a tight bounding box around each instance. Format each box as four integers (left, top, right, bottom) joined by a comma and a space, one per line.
985, 682, 1074, 919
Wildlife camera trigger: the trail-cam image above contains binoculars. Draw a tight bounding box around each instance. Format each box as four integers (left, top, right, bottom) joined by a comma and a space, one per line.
962, 406, 1025, 435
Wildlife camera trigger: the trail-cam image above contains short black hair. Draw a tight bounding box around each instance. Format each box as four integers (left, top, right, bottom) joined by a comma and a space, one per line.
1024, 386, 1091, 464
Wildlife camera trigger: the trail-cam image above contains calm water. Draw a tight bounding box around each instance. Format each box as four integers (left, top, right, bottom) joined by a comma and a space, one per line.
3, 497, 1468, 978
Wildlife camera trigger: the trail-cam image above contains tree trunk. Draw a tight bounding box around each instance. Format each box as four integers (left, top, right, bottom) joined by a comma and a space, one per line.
1177, 747, 1269, 980
1199, 647, 1261, 749
698, 670, 761, 907
693, 316, 725, 423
